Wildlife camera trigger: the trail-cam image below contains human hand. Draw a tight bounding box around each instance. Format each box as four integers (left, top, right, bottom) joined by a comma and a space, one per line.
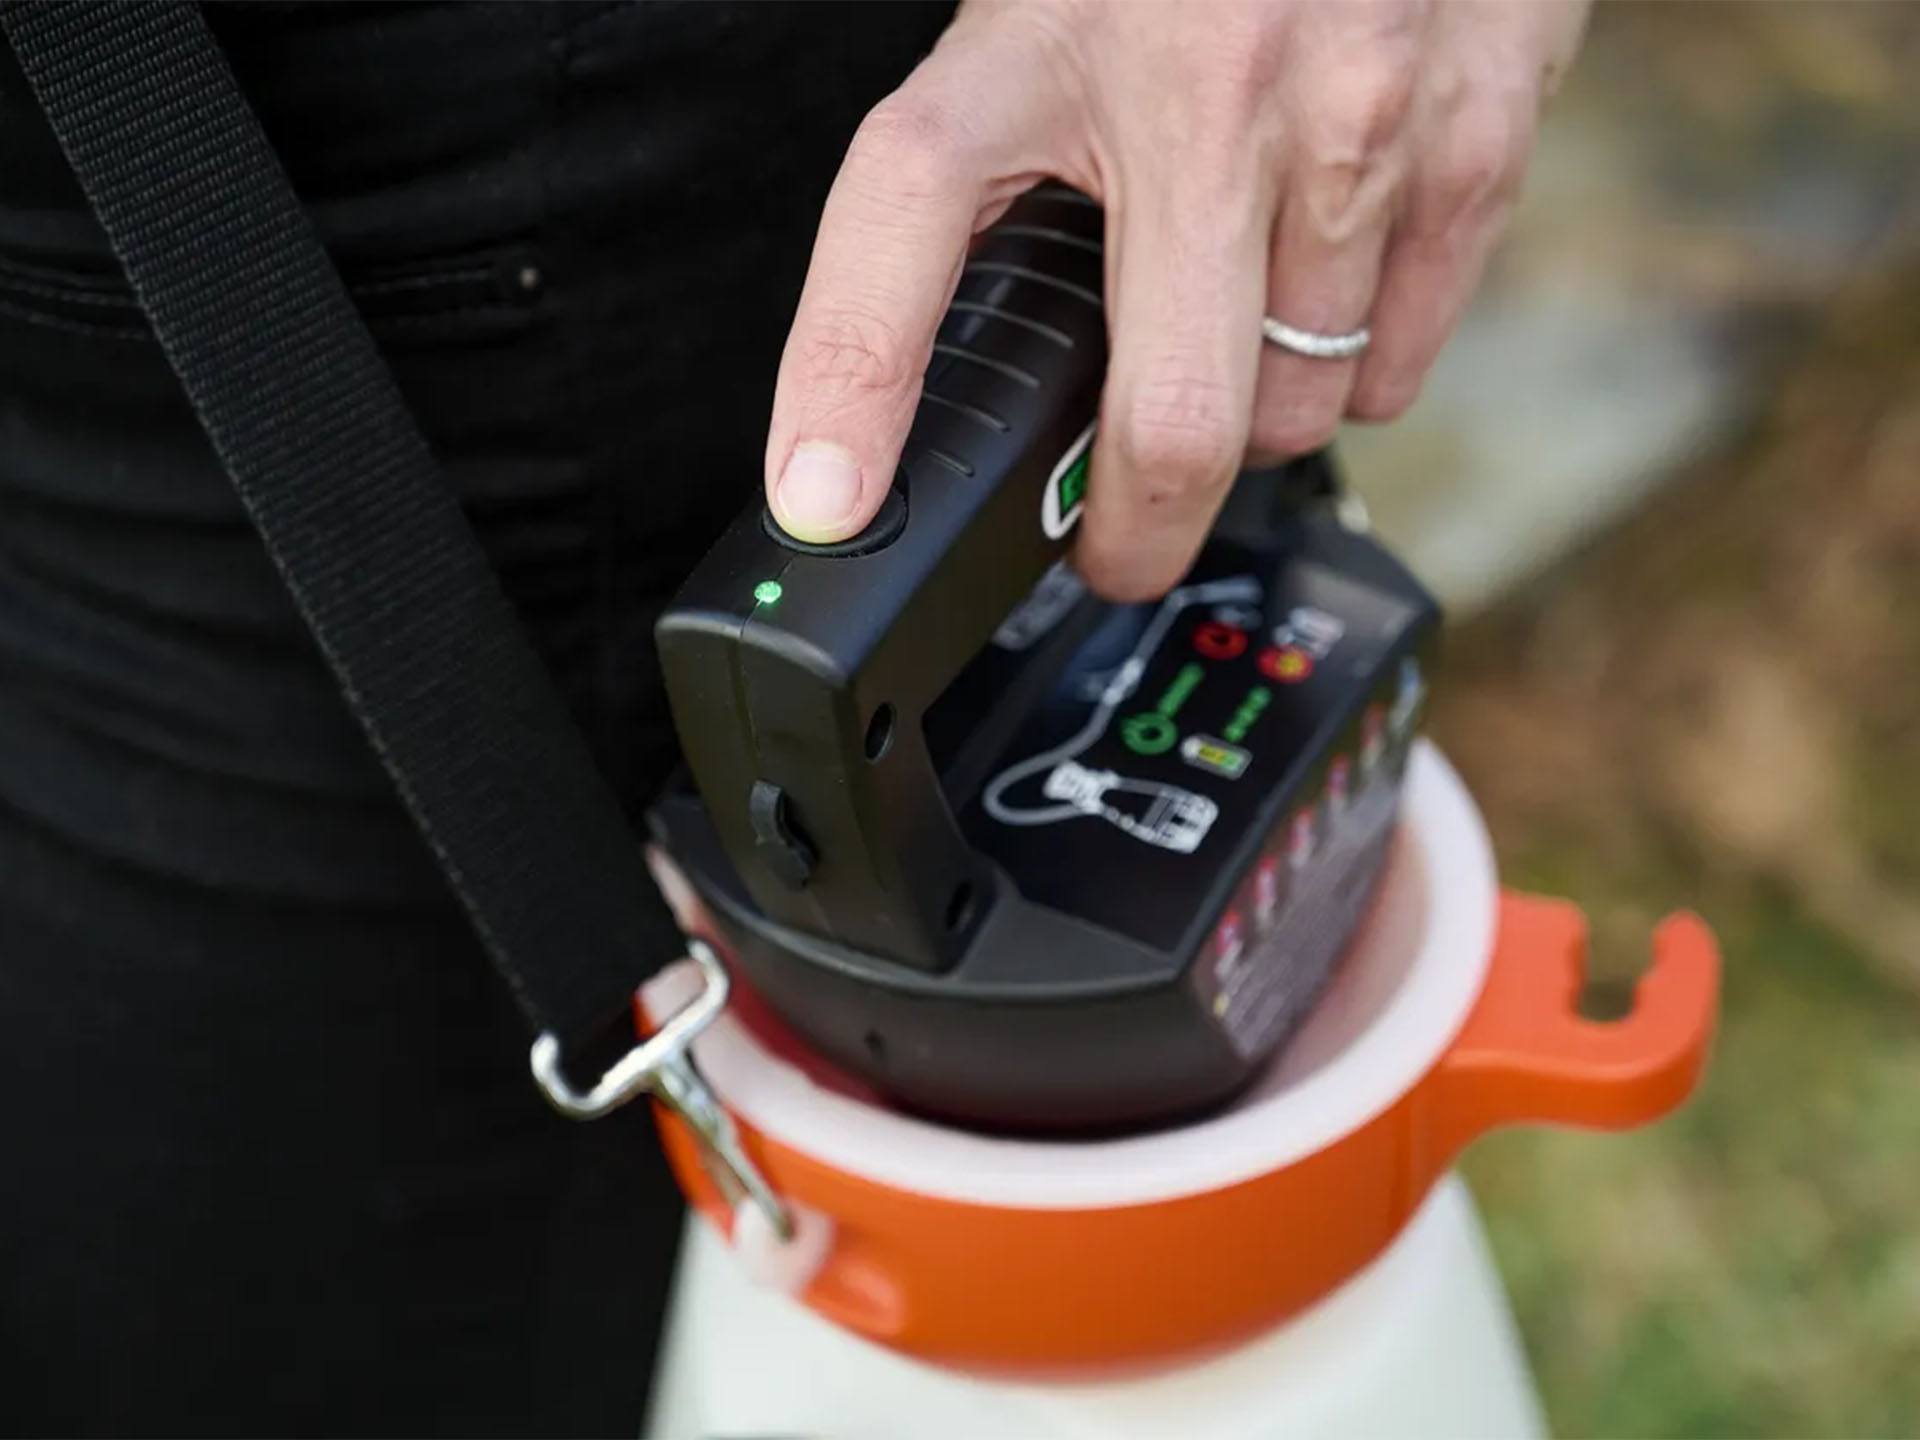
763, 0, 1587, 599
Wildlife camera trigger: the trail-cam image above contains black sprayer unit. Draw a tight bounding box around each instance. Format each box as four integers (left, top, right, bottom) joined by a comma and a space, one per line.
651, 189, 1439, 1133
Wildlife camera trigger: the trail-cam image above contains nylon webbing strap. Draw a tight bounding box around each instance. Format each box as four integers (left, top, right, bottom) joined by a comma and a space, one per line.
0, 0, 681, 1054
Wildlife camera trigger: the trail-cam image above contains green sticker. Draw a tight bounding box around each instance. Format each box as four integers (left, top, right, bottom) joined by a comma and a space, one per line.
1058, 449, 1088, 515
1041, 422, 1097, 540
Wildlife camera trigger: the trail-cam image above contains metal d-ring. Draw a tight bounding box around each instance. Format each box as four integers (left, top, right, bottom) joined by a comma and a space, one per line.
530, 939, 793, 1240
530, 939, 730, 1120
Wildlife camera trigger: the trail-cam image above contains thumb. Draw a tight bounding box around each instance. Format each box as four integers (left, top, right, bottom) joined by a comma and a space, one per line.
766, 34, 1068, 542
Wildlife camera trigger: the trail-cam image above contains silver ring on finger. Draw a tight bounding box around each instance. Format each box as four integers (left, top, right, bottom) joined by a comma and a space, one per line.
1261, 316, 1371, 360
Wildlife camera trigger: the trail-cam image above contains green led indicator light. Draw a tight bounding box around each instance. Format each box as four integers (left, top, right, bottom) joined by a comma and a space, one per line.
753, 580, 783, 606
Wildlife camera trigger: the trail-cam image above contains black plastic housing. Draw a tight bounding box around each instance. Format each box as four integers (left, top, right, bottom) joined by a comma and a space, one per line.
651, 189, 1440, 1132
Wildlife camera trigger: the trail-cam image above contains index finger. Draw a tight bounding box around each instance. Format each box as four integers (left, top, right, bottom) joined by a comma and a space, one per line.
766, 37, 1063, 545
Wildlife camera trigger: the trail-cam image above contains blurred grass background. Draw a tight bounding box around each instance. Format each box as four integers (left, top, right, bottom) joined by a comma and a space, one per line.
1379, 5, 1920, 1435
1444, 261, 1920, 1437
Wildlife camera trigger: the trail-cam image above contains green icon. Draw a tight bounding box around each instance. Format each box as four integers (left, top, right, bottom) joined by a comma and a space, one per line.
1155, 662, 1205, 719
1121, 711, 1179, 756
1181, 733, 1250, 779
753, 579, 783, 606
1222, 685, 1271, 744
1058, 449, 1089, 515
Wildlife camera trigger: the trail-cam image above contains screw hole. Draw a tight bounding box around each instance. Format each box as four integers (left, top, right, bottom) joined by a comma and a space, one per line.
863, 1029, 888, 1067
864, 704, 895, 761
944, 881, 977, 933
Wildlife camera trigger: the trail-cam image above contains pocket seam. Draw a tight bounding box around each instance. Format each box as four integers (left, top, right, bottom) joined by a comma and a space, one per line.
0, 293, 147, 342
0, 245, 542, 341
0, 270, 139, 312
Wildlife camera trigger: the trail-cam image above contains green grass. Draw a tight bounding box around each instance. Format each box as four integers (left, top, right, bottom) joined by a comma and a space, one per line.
1462, 843, 1920, 1437
1424, 234, 1920, 1435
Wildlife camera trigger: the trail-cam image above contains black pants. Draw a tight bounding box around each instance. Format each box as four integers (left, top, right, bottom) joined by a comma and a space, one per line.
0, 4, 952, 1432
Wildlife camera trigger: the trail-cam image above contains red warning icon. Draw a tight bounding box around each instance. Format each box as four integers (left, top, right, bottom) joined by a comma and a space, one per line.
1193, 621, 1248, 661
1214, 909, 1247, 973
1259, 644, 1314, 683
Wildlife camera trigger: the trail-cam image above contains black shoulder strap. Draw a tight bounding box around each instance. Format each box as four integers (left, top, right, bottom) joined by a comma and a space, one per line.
0, 0, 683, 1061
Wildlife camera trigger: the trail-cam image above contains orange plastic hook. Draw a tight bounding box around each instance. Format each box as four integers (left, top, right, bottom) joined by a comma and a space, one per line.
1432, 891, 1721, 1162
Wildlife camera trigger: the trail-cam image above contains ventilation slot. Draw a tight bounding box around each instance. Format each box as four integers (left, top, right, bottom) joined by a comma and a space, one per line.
946, 300, 1074, 349
931, 343, 1040, 389
985, 223, 1103, 257
963, 260, 1103, 310
923, 447, 974, 478
920, 391, 1010, 433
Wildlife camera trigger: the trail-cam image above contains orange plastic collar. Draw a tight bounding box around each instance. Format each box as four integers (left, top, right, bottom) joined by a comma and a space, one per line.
645, 891, 1720, 1370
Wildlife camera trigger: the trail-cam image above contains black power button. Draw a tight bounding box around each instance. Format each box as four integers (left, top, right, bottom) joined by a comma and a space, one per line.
762, 477, 908, 558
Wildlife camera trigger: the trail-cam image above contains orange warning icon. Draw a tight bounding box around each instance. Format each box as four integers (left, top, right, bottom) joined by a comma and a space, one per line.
1259, 644, 1314, 683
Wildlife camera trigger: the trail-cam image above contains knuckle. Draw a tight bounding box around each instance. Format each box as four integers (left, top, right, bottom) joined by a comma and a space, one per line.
1316, 60, 1420, 166
1431, 96, 1530, 219
1154, 12, 1279, 124
845, 95, 969, 199
1193, 54, 1275, 134
793, 304, 915, 402
1297, 64, 1417, 230
1118, 374, 1243, 495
